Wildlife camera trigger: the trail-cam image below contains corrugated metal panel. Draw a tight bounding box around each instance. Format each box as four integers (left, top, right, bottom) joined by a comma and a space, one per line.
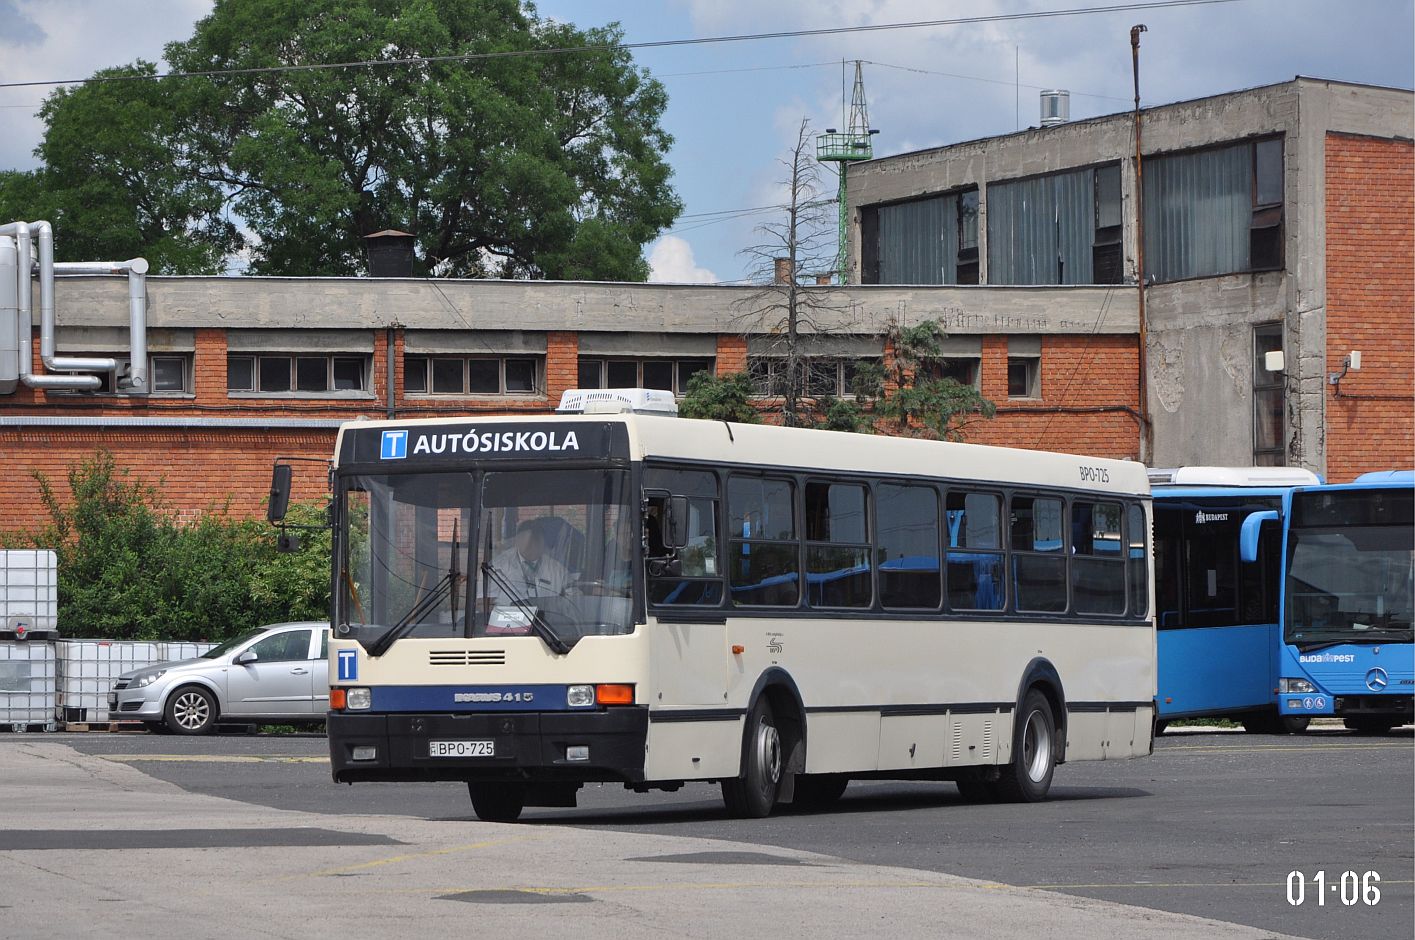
878, 195, 958, 284
986, 168, 1094, 285
1143, 142, 1251, 283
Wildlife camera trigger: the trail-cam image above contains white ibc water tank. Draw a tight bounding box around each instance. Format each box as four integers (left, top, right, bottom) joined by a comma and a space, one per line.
0, 550, 59, 640
1040, 90, 1071, 126
0, 641, 57, 730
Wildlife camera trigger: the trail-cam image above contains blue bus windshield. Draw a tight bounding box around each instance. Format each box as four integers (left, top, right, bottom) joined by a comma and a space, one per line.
1285, 488, 1414, 649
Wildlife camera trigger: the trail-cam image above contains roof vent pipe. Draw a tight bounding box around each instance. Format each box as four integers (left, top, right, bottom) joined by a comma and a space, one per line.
32, 222, 120, 378
52, 259, 150, 393
0, 221, 98, 391
1040, 89, 1070, 126
0, 235, 17, 394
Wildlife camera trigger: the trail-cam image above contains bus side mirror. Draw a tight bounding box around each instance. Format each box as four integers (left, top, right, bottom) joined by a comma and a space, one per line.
664, 495, 691, 550
268, 464, 292, 523
1239, 510, 1279, 563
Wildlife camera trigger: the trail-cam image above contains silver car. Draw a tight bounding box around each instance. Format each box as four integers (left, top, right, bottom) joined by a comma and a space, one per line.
108, 622, 330, 734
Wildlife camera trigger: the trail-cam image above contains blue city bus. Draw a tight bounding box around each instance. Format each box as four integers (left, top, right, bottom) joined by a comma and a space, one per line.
1152, 468, 1414, 733
1269, 471, 1414, 732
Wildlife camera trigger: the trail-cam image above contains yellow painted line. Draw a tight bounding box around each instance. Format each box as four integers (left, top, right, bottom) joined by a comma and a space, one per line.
100, 754, 328, 764
303, 836, 540, 878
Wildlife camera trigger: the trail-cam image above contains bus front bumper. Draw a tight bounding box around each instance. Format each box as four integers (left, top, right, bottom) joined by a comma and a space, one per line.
328, 707, 649, 784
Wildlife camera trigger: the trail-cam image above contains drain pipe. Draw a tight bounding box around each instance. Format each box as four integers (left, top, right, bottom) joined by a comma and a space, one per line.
52, 258, 150, 393
0, 221, 98, 391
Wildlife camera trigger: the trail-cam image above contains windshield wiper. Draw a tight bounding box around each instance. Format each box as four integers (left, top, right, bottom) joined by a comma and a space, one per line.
366, 520, 461, 658
1293, 630, 1413, 653
479, 562, 571, 655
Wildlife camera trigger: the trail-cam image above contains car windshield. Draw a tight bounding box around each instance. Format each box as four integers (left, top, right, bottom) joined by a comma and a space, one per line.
1285, 490, 1414, 646
200, 629, 266, 659
340, 468, 635, 650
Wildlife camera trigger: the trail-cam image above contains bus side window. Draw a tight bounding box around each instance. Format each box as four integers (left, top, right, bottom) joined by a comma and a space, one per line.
804, 480, 872, 609
877, 483, 942, 610
946, 491, 1005, 611
1127, 503, 1150, 619
1012, 495, 1067, 613
644, 467, 723, 607
1153, 507, 1182, 628
727, 475, 800, 607
1071, 501, 1126, 616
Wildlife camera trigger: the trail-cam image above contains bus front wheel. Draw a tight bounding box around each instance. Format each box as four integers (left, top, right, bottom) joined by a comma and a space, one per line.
1344, 718, 1396, 734
468, 782, 526, 823
722, 699, 782, 818
993, 690, 1057, 803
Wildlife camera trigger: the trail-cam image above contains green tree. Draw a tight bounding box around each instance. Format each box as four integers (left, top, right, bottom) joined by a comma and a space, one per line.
677, 371, 760, 424
858, 319, 997, 440
10, 1, 681, 278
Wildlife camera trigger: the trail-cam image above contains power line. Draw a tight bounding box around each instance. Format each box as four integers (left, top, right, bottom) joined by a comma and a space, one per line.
864, 59, 1132, 103
0, 0, 1244, 91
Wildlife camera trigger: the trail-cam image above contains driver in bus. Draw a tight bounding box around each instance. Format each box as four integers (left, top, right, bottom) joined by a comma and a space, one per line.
489, 519, 571, 599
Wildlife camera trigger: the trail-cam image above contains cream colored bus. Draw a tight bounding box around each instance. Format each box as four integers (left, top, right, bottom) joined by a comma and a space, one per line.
304, 390, 1155, 822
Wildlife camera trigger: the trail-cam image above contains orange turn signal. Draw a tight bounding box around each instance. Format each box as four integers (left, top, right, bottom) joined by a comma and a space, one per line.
330, 688, 347, 710
595, 684, 634, 706
731, 645, 745, 654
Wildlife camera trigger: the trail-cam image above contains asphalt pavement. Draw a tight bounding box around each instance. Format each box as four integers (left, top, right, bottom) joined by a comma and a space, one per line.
2, 727, 1411, 939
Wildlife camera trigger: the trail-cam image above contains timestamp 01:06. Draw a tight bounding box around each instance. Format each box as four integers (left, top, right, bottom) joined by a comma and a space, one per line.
1287, 871, 1380, 906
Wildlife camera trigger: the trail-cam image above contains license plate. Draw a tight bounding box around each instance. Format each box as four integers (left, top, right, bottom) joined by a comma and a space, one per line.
428, 739, 495, 758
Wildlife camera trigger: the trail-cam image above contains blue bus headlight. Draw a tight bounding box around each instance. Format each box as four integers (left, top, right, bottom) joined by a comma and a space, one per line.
346, 687, 372, 710
567, 685, 595, 708
1280, 678, 1316, 694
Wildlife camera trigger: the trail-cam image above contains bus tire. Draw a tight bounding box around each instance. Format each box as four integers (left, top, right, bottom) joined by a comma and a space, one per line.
1243, 711, 1309, 734
1344, 718, 1395, 734
721, 698, 783, 818
791, 774, 848, 811
468, 782, 526, 822
993, 689, 1057, 803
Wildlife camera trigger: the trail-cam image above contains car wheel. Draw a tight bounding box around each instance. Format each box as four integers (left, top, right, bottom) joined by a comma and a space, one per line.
468, 782, 526, 822
992, 689, 1057, 803
165, 686, 217, 735
721, 698, 783, 818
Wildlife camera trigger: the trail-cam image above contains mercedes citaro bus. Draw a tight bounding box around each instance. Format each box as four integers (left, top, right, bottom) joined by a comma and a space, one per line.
270, 389, 1156, 821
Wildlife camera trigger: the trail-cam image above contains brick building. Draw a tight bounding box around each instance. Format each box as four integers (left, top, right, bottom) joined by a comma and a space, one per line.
0, 277, 1137, 532
847, 77, 1413, 478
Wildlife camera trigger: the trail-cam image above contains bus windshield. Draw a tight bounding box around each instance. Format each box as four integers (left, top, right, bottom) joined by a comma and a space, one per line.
340, 468, 635, 650
1285, 489, 1414, 648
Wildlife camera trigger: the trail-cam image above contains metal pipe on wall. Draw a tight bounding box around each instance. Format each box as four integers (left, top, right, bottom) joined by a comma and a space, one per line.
0, 235, 17, 394
0, 221, 99, 391
52, 259, 150, 393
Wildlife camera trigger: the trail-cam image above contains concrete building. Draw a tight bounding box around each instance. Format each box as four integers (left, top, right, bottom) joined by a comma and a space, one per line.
847, 77, 1413, 479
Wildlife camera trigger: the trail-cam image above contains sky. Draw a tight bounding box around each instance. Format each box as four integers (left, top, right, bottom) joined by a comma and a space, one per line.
1, 0, 1412, 283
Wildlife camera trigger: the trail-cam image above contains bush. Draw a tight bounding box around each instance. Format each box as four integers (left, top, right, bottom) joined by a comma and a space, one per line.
11, 450, 329, 642
677, 371, 761, 423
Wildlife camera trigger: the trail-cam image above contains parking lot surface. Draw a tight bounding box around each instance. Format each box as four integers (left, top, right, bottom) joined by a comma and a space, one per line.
1, 728, 1410, 939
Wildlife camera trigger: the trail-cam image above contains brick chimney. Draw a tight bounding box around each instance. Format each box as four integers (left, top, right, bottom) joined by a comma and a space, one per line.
773, 257, 794, 285
364, 230, 416, 277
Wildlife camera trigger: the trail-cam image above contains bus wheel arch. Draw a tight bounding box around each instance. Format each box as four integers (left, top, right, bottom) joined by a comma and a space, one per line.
1015, 658, 1067, 764
725, 669, 807, 815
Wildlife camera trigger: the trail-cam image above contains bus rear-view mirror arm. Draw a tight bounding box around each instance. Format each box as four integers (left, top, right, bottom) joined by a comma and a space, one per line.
1239, 510, 1280, 563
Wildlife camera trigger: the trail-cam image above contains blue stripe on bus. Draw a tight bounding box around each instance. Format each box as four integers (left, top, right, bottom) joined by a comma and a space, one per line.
369, 684, 569, 712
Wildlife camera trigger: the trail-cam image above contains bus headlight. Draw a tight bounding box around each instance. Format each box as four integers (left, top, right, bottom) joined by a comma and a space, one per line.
1280, 678, 1316, 694
346, 687, 372, 710
567, 685, 595, 708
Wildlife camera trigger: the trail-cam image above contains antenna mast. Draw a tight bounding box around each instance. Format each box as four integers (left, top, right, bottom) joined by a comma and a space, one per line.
816, 60, 875, 284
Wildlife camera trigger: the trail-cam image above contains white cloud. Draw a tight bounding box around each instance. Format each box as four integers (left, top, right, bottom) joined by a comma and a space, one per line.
647, 235, 719, 283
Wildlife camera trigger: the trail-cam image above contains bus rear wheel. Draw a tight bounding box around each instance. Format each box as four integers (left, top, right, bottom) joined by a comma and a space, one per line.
1344, 718, 1396, 734
1242, 712, 1310, 734
722, 699, 782, 818
468, 782, 526, 823
993, 690, 1057, 803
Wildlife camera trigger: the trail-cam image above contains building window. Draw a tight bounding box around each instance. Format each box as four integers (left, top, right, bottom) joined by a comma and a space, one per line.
987, 163, 1123, 285
1143, 136, 1284, 283
919, 357, 980, 389
1252, 323, 1285, 466
577, 357, 713, 395
747, 357, 872, 397
860, 187, 979, 285
402, 355, 541, 396
83, 354, 192, 395
1007, 357, 1040, 398
228, 354, 369, 394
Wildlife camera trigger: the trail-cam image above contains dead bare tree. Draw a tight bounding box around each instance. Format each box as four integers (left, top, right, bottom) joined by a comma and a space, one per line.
735, 119, 849, 427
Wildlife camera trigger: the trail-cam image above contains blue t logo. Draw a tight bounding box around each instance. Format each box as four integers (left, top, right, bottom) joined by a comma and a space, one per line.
381, 430, 408, 460
337, 648, 358, 681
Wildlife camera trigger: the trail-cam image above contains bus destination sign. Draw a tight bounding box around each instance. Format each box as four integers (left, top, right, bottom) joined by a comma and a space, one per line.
341, 421, 629, 465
